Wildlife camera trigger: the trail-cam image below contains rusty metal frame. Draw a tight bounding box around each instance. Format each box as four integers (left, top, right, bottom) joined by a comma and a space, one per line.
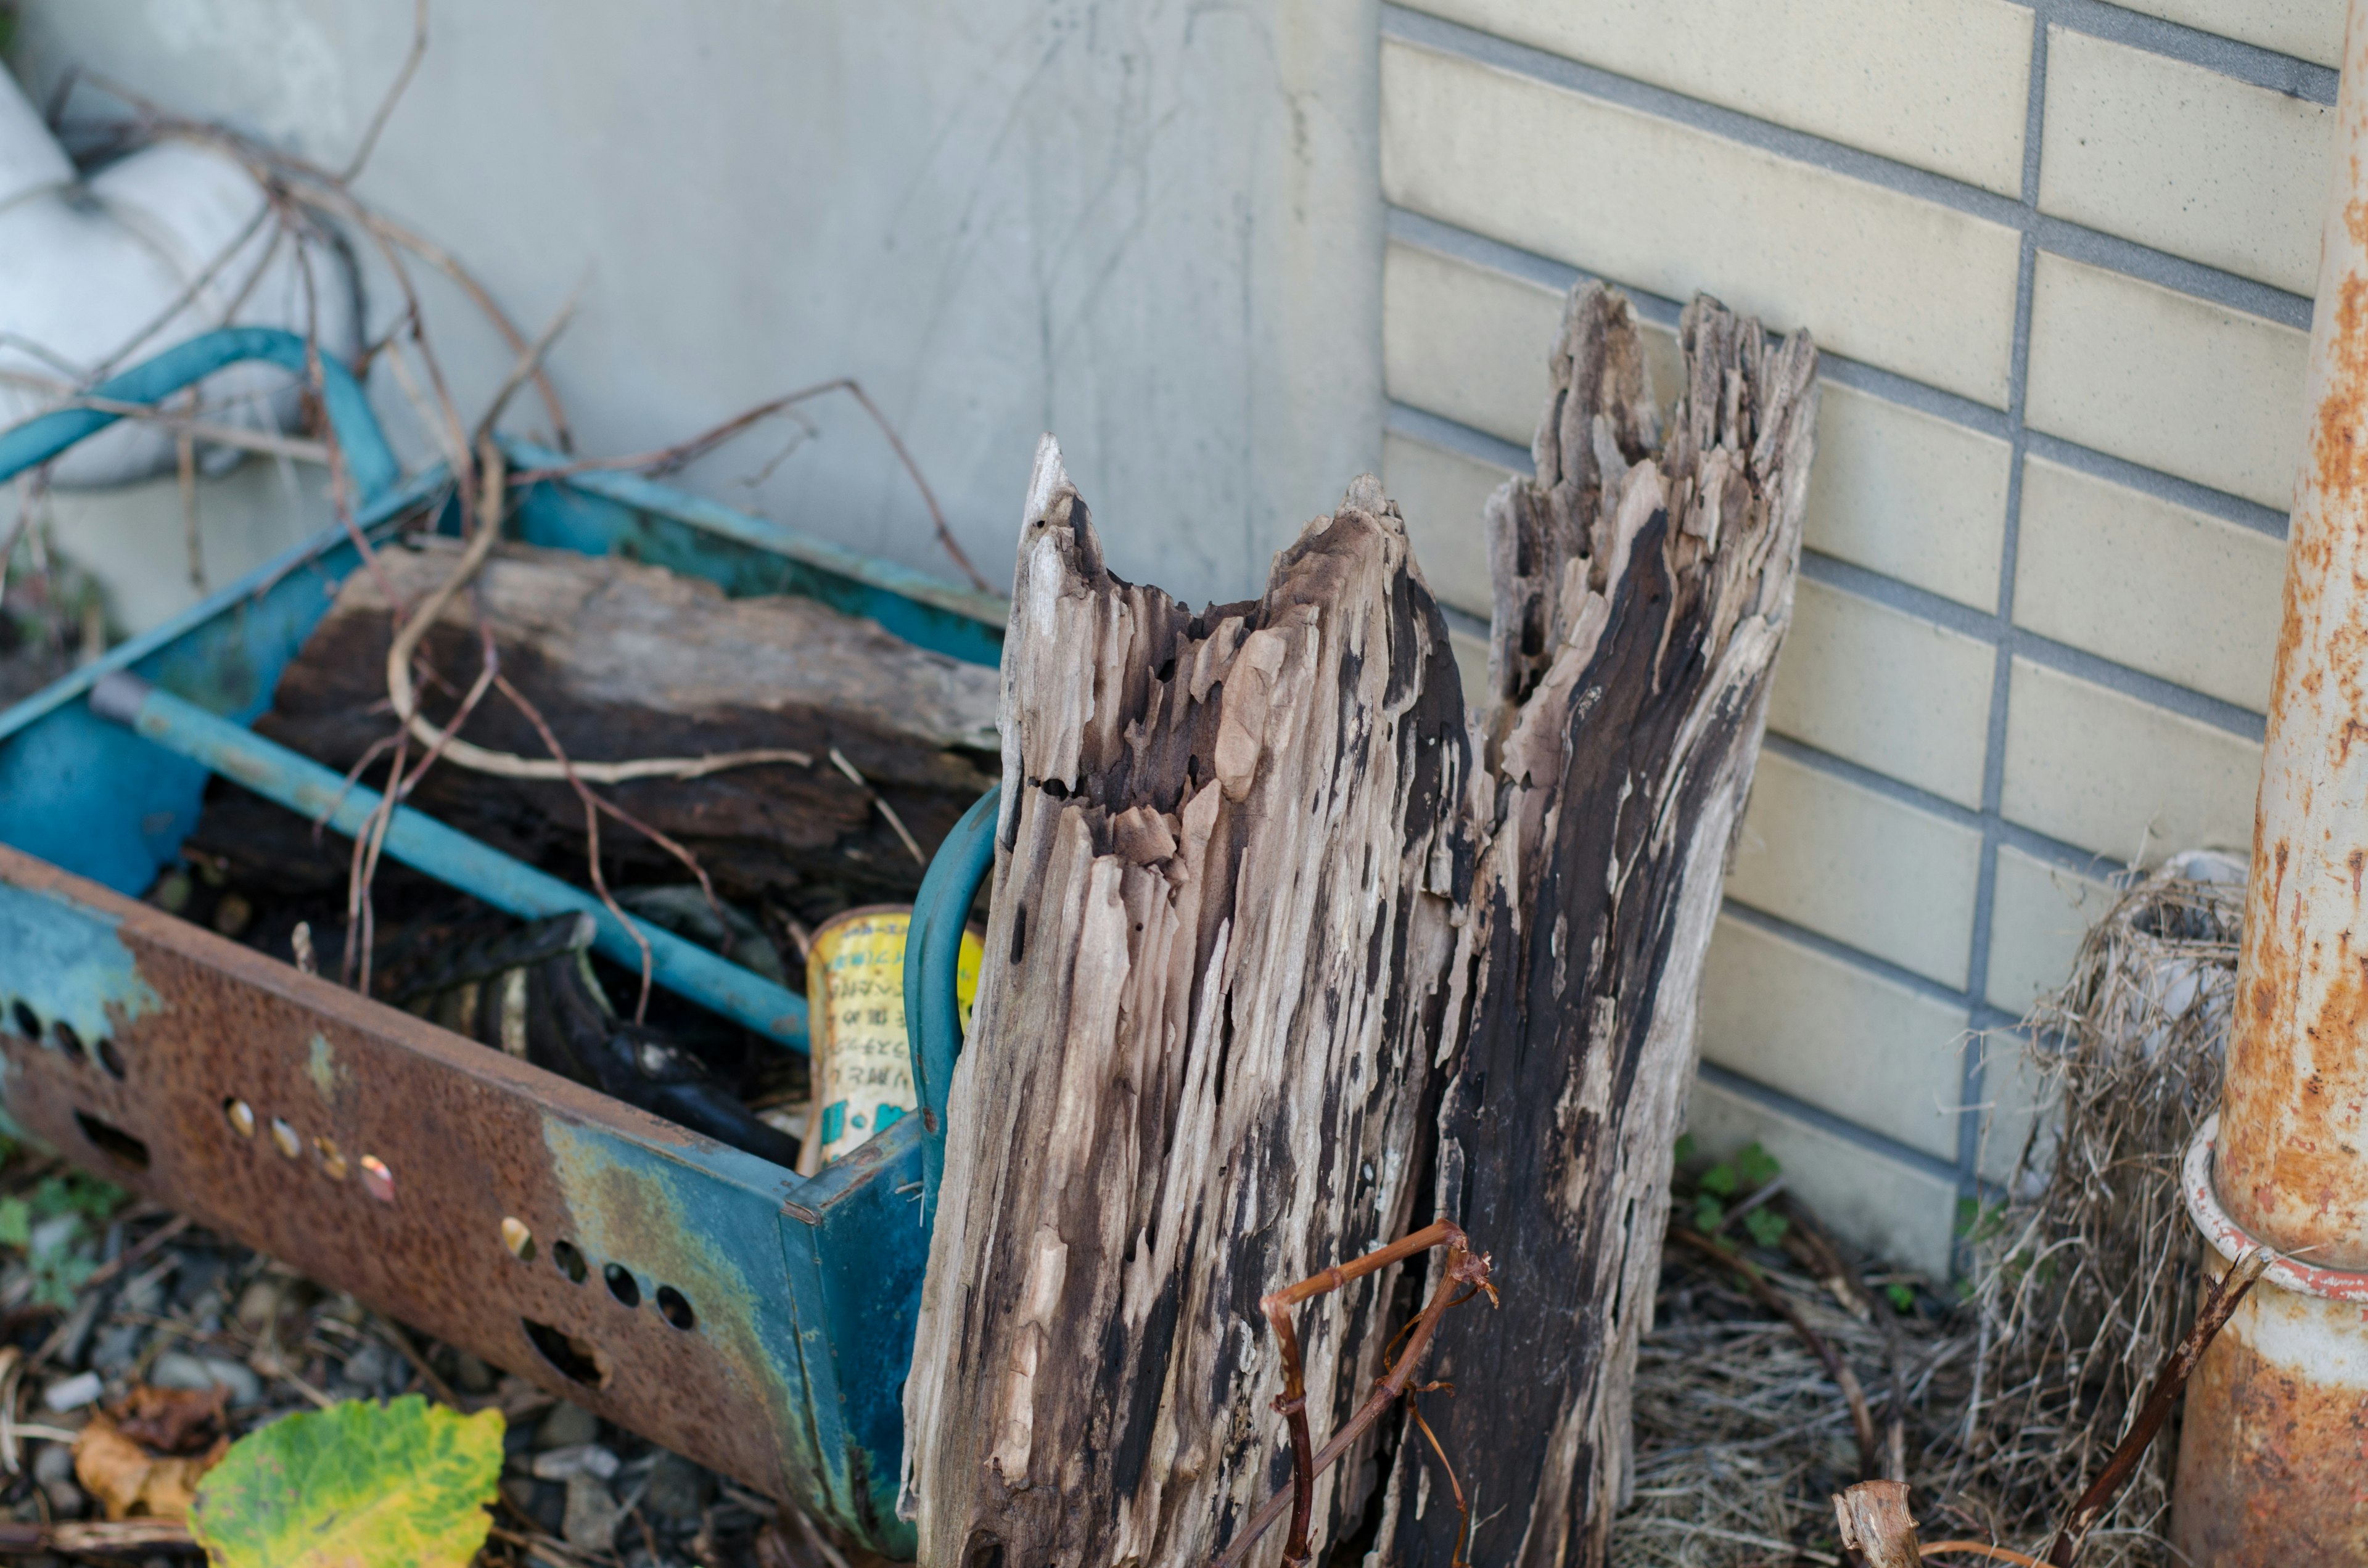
0, 845, 927, 1546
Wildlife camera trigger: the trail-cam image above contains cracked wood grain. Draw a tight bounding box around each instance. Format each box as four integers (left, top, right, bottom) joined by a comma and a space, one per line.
903, 448, 1474, 1568
904, 279, 1814, 1568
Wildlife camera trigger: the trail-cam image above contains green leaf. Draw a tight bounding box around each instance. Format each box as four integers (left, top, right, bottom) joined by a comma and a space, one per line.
189, 1395, 505, 1568
1698, 1161, 1739, 1198
1741, 1207, 1790, 1249
30, 1173, 127, 1223
1692, 1194, 1726, 1233
1735, 1141, 1781, 1189
1672, 1133, 1698, 1168
29, 1247, 93, 1311
1885, 1282, 1916, 1313
0, 1196, 29, 1250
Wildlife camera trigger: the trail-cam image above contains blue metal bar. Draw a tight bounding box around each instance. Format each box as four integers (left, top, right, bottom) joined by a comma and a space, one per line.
501, 436, 1008, 634
903, 785, 998, 1228
89, 672, 809, 1048
0, 327, 400, 503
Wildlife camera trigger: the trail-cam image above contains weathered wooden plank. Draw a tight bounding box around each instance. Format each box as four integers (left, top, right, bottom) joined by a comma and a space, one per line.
902, 447, 1474, 1568
214, 539, 1000, 903
1377, 285, 1817, 1568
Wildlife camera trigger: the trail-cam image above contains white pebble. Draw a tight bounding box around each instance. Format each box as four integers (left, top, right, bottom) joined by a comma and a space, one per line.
532, 1443, 621, 1482
40, 1370, 102, 1412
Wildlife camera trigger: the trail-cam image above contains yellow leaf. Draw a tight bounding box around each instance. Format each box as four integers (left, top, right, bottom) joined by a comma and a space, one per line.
187, 1395, 505, 1568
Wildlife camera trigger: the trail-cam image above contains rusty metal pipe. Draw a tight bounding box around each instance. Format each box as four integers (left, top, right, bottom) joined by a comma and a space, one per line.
2171, 0, 2368, 1554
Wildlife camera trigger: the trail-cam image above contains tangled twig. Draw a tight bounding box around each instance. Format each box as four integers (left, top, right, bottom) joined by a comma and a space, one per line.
511, 376, 992, 594
379, 438, 809, 784
1214, 1218, 1497, 1568
1674, 1226, 1882, 1484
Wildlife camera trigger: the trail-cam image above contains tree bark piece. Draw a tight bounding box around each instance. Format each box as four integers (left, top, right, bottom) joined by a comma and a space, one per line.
208, 539, 1000, 903
1835, 1480, 1924, 1568
1378, 285, 1817, 1568
902, 444, 1474, 1568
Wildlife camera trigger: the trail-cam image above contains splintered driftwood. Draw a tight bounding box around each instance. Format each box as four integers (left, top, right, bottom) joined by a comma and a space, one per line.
202, 539, 1000, 902
903, 448, 1474, 1568
905, 282, 1815, 1568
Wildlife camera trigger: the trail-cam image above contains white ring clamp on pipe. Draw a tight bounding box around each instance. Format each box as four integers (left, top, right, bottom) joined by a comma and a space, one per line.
2183, 1112, 2368, 1303
0, 62, 355, 488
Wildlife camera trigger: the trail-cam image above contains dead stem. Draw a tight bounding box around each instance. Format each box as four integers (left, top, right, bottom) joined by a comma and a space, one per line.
511, 377, 992, 594
491, 671, 655, 1021
2039, 1247, 2267, 1566
1673, 1227, 1881, 1484
1213, 1221, 1496, 1568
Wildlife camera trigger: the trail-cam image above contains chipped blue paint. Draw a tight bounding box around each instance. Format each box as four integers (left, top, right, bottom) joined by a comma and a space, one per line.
538, 1116, 826, 1506
0, 879, 162, 1051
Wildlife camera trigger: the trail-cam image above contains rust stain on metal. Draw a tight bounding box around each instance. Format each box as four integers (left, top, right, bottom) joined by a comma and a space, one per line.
0, 845, 804, 1502
2186, 4, 2368, 1547
2221, 24, 2368, 1270
2171, 1263, 2368, 1564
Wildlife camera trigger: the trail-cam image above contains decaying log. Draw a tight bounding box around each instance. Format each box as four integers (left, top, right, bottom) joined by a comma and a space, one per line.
207, 538, 1000, 902
1376, 288, 1817, 1568
903, 280, 1813, 1568
902, 443, 1474, 1568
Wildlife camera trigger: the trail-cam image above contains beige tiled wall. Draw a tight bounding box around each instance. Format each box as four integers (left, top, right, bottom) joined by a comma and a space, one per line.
1378, 0, 2321, 1271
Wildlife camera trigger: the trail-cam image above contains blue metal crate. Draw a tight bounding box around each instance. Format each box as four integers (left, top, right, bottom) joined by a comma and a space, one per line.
0, 330, 1002, 1555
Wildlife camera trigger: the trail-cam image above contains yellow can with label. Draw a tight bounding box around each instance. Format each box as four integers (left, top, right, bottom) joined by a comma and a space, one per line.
799, 906, 981, 1173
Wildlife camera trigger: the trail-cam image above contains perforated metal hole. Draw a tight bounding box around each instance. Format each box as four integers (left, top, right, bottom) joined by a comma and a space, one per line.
552, 1240, 587, 1285
602, 1263, 641, 1309
656, 1286, 696, 1331
74, 1110, 149, 1170
522, 1318, 608, 1387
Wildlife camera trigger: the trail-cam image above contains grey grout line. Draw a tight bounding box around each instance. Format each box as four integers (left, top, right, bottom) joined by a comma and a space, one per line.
1695, 1062, 1965, 1188
2030, 213, 2311, 330
1384, 393, 2279, 745
1717, 900, 1980, 1013
1379, 6, 2319, 329
1384, 210, 2297, 538
1797, 551, 2271, 742
1957, 7, 2051, 1234
1384, 400, 1531, 472
2038, 0, 2340, 102
1759, 733, 1985, 833
1755, 729, 2149, 886
2022, 431, 2292, 540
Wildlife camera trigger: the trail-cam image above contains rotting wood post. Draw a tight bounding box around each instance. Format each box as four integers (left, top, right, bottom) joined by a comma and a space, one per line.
2170, 0, 2368, 1556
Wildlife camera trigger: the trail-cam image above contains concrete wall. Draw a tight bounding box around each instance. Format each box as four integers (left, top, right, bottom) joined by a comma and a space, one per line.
1378, 0, 2331, 1275
7, 0, 1383, 620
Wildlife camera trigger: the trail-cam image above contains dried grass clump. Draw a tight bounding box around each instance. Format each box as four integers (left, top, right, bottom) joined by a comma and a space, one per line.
1615, 852, 2245, 1567
1942, 851, 2244, 1565
1615, 1247, 1971, 1568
